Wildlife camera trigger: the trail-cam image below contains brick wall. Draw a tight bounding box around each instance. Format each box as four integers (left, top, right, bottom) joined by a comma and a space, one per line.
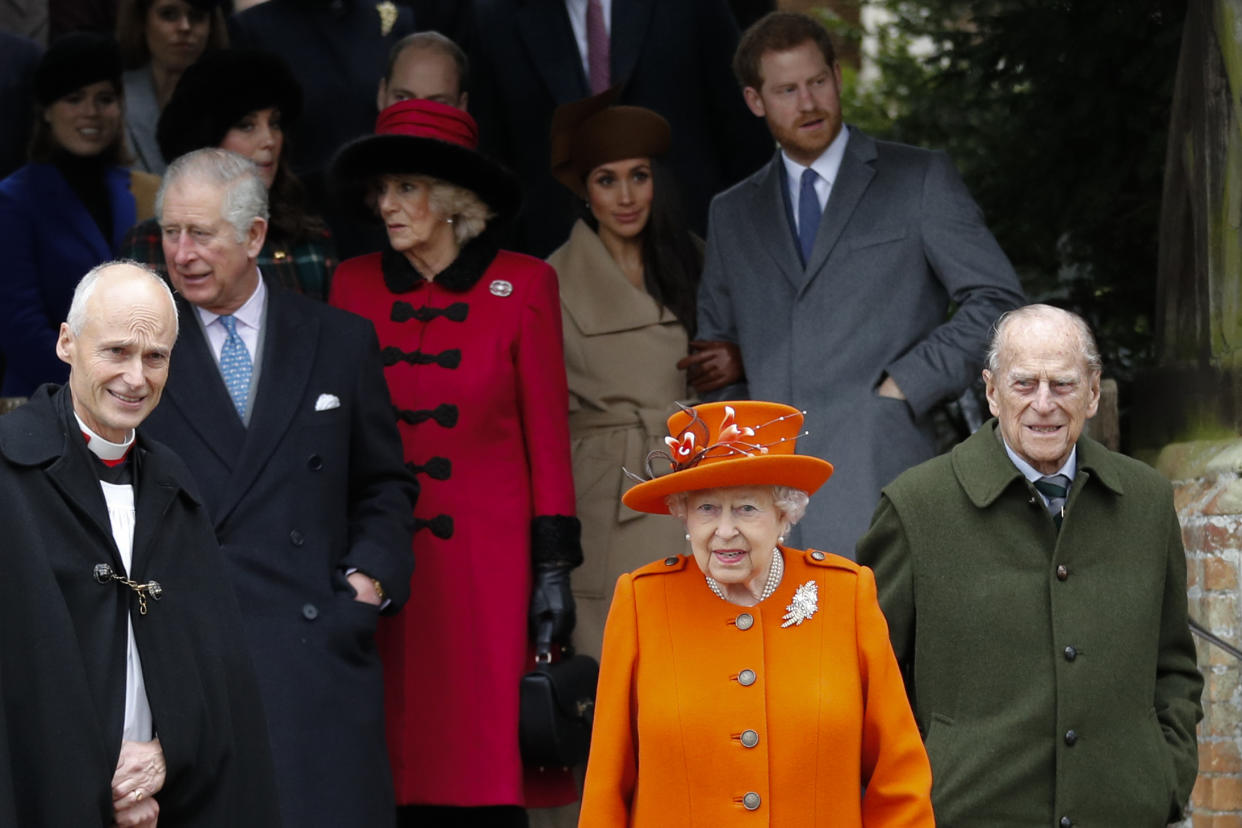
1159, 439, 1242, 826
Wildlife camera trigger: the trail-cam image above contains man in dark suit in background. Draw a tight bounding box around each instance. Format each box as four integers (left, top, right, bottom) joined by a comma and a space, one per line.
378, 29, 469, 111
695, 12, 1024, 556
468, 0, 773, 256
142, 148, 417, 828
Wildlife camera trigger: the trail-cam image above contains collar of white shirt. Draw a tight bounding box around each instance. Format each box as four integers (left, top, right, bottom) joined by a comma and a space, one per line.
193, 271, 266, 332
782, 124, 850, 219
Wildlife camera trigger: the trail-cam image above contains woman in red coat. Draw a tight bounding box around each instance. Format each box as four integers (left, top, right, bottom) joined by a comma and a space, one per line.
329, 100, 582, 828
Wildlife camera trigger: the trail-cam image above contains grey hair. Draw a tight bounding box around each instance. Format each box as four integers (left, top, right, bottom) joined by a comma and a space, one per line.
665, 485, 811, 526
424, 178, 493, 245
66, 260, 179, 336
157, 148, 270, 243
985, 303, 1103, 375
384, 30, 469, 91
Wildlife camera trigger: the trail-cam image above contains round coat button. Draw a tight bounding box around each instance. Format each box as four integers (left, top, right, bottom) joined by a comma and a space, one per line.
810, 550, 826, 561
290, 530, 305, 547
1055, 564, 1069, 581
301, 603, 319, 620
738, 669, 756, 687
1064, 729, 1078, 746
307, 454, 324, 471
742, 792, 761, 811
740, 729, 759, 748
1063, 645, 1077, 661
94, 563, 114, 583
736, 613, 754, 631
664, 556, 678, 566
1060, 818, 1072, 828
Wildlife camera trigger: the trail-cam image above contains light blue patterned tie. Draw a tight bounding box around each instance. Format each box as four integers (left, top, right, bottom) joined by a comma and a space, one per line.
798, 167, 822, 265
218, 315, 252, 418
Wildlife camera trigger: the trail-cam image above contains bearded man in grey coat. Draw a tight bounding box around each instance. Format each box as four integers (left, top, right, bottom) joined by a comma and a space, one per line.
689, 12, 1024, 556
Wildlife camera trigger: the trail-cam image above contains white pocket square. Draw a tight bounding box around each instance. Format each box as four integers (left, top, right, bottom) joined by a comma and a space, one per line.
314, 393, 341, 412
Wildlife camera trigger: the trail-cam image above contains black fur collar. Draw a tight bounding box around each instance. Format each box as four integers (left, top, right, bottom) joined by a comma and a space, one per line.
379, 222, 504, 295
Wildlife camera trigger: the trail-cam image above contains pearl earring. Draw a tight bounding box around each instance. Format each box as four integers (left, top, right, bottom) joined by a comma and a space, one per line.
685, 533, 690, 541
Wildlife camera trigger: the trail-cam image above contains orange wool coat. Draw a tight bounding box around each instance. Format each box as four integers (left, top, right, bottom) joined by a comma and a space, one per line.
579, 548, 933, 827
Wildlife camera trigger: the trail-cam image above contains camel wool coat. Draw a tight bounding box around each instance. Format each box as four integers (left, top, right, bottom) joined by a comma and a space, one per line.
580, 547, 934, 826
547, 219, 692, 659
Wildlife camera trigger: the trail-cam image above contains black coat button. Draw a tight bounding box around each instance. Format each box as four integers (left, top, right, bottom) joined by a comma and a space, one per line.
307, 454, 324, 471
302, 603, 319, 620
1055, 564, 1069, 581
1060, 818, 1072, 828
736, 613, 754, 631
290, 530, 305, 547
1063, 645, 1077, 661
1064, 729, 1078, 746
94, 563, 114, 583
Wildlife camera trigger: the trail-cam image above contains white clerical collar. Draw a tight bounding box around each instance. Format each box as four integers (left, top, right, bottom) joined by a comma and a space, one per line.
74, 412, 135, 461
1001, 436, 1077, 484
781, 124, 850, 192
193, 269, 267, 331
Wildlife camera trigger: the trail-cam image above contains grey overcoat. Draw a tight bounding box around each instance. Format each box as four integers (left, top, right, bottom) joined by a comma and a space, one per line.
697, 128, 1024, 555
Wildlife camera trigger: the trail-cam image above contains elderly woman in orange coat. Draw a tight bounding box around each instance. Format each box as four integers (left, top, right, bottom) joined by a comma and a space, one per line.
579, 401, 934, 826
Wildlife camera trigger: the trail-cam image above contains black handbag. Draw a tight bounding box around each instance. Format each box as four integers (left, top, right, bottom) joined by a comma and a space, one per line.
519, 649, 599, 768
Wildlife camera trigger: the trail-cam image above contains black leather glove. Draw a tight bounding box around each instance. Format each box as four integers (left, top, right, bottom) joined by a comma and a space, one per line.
529, 563, 576, 656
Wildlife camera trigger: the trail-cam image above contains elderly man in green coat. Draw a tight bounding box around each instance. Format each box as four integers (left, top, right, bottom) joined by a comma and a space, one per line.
858, 304, 1203, 828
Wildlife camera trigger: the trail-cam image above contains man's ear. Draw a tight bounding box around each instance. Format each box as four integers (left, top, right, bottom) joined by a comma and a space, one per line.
246, 217, 268, 259
983, 369, 1001, 418
743, 86, 766, 118
56, 322, 74, 366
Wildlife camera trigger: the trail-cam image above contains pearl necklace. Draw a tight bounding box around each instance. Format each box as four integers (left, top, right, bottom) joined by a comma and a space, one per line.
706, 548, 784, 603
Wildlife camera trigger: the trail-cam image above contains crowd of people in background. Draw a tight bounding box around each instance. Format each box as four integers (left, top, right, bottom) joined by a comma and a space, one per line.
0, 4, 1204, 828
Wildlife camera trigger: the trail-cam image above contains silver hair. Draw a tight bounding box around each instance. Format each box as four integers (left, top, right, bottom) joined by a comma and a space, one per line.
985, 303, 1103, 375
664, 485, 810, 526
425, 178, 493, 245
156, 148, 270, 244
66, 260, 179, 336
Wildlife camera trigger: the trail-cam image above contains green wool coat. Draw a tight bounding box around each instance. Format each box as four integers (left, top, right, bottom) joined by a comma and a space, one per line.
857, 420, 1202, 828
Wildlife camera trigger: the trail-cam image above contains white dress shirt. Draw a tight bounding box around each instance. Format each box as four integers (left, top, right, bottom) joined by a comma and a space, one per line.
783, 125, 850, 236
564, 0, 612, 78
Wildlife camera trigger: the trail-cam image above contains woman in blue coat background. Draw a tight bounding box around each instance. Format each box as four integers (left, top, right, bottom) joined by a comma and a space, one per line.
0, 33, 159, 397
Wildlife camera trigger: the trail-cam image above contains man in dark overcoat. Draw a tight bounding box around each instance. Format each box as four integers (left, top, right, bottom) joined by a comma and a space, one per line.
141, 148, 418, 828
0, 261, 280, 827
857, 304, 1204, 826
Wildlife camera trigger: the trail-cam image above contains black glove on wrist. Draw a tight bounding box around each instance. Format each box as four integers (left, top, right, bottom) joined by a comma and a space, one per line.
529, 563, 576, 656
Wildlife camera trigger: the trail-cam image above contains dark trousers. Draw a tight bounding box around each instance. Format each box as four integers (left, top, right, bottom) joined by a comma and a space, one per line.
397, 805, 530, 828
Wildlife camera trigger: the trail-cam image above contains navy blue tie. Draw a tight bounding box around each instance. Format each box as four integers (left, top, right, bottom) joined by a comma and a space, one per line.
798, 167, 822, 265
